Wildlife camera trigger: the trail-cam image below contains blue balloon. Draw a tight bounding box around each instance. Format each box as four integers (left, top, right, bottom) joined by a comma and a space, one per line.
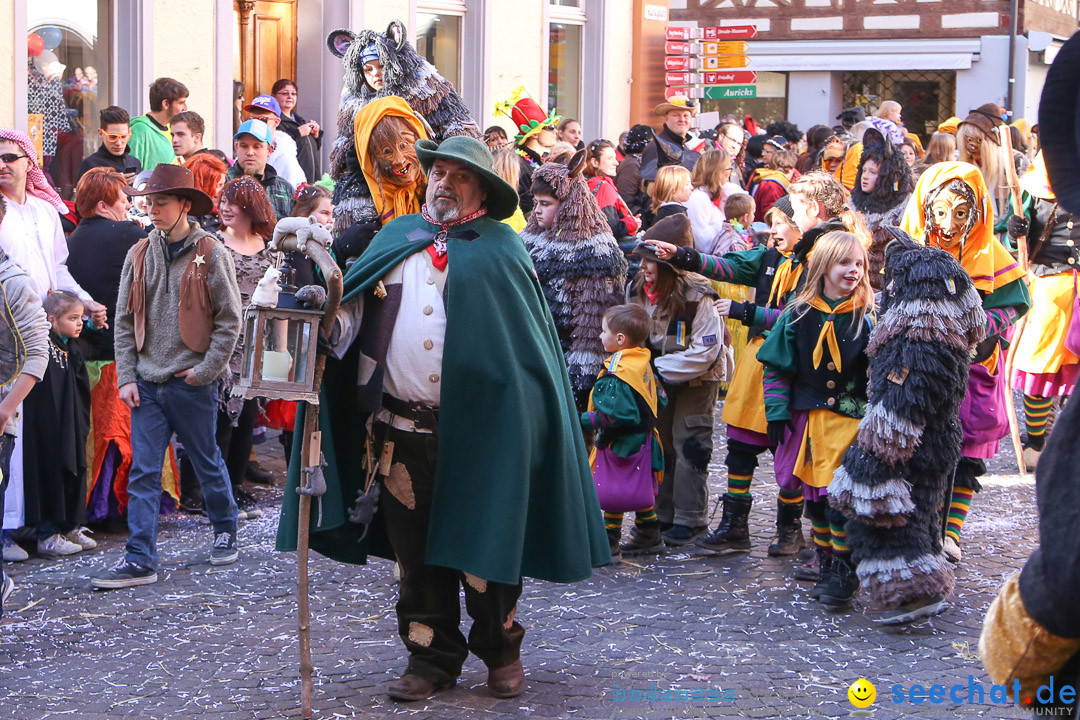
38, 26, 62, 51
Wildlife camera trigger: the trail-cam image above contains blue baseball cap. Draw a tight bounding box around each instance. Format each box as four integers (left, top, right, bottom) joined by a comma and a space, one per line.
234, 119, 274, 144
244, 94, 281, 118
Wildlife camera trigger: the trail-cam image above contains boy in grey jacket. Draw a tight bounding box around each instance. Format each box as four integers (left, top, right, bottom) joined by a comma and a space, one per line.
0, 199, 51, 616
91, 164, 242, 590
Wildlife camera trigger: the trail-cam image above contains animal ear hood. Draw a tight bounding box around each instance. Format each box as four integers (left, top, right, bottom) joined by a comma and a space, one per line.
327, 29, 357, 58
568, 149, 587, 178
386, 21, 407, 50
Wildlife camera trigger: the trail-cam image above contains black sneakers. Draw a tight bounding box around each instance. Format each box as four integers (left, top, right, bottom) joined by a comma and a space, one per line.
91, 559, 159, 589
210, 531, 239, 566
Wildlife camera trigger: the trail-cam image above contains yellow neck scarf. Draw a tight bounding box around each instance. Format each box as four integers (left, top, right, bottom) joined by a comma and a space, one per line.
808, 296, 855, 372
768, 257, 805, 306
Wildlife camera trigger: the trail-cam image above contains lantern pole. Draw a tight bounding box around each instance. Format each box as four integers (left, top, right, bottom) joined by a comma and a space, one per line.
270, 226, 343, 719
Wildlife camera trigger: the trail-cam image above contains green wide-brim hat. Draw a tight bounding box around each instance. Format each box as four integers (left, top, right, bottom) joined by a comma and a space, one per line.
415, 137, 520, 221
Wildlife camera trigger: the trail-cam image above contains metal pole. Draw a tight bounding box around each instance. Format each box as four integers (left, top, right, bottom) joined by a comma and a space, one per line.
1007, 0, 1019, 119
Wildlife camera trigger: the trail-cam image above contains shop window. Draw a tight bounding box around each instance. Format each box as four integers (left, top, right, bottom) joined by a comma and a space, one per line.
416, 10, 463, 90
29, 1, 111, 199
548, 0, 585, 123
842, 70, 957, 146
700, 71, 788, 129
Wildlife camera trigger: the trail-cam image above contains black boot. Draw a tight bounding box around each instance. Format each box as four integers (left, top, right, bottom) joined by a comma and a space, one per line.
807, 549, 832, 599
767, 500, 806, 557
819, 555, 859, 607
695, 494, 752, 554
606, 528, 623, 563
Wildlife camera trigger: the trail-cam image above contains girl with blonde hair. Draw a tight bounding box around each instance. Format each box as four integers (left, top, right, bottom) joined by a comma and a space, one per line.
757, 231, 874, 607
647, 165, 693, 227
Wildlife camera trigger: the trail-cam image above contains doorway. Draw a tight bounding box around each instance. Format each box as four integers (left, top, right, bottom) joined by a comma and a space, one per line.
234, 0, 297, 115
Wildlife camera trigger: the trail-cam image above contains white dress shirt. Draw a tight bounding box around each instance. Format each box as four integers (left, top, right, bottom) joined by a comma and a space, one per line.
0, 194, 91, 303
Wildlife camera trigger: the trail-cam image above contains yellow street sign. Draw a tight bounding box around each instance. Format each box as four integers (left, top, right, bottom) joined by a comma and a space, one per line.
702, 55, 750, 69
702, 41, 750, 56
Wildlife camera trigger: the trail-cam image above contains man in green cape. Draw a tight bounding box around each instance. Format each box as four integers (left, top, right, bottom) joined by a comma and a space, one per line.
276, 135, 609, 701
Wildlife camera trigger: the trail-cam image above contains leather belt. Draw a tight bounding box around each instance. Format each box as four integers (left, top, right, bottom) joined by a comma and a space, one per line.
381, 393, 440, 432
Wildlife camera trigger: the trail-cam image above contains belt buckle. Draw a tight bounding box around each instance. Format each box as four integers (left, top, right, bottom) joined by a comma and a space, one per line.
416, 404, 439, 430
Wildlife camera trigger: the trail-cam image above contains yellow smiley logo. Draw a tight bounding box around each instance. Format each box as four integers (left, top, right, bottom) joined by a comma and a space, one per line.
848, 678, 876, 708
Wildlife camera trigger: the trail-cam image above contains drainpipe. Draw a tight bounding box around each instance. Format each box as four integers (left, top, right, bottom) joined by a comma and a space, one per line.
1006, 0, 1018, 120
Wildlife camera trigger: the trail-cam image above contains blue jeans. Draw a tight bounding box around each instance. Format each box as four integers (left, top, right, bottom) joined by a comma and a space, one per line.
126, 377, 237, 569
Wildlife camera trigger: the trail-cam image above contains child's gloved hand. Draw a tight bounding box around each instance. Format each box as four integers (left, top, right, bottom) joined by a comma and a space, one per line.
767, 419, 793, 447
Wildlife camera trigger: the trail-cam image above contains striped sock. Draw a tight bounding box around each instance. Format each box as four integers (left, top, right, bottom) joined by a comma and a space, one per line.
635, 507, 659, 529
1024, 395, 1053, 439
604, 512, 624, 532
779, 488, 804, 504
811, 520, 830, 549
945, 487, 974, 542
726, 472, 753, 499
830, 521, 850, 560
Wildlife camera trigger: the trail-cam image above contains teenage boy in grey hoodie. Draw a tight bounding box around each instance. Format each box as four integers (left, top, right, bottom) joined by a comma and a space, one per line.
0, 198, 51, 616
91, 164, 242, 590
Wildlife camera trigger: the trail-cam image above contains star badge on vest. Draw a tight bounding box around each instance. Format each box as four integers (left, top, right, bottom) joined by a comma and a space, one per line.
193, 254, 206, 267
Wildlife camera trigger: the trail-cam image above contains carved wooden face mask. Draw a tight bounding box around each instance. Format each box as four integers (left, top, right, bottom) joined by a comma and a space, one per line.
926, 180, 978, 251
369, 116, 420, 187
964, 132, 982, 164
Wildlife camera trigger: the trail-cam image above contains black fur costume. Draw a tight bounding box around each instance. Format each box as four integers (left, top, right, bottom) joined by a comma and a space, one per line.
325, 21, 480, 262
828, 228, 985, 609
851, 139, 915, 291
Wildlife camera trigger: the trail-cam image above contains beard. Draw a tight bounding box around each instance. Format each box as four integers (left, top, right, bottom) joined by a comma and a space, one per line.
427, 195, 462, 223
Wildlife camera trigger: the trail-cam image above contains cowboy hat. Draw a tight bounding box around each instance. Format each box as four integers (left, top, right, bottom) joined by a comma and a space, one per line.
415, 136, 520, 221
1040, 31, 1080, 215
633, 214, 693, 270
654, 95, 698, 116
124, 163, 214, 216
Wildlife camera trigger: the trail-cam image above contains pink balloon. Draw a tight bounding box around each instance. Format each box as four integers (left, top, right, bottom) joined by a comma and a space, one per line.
27, 33, 44, 57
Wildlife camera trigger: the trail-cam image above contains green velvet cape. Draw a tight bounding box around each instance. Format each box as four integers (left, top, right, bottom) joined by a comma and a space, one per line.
275, 213, 611, 584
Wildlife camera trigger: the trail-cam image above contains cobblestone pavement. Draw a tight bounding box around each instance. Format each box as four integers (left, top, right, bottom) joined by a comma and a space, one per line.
0, 410, 1043, 720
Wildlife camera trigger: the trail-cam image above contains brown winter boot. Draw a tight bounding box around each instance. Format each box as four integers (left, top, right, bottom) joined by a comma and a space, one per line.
767, 499, 807, 557
607, 528, 623, 563
620, 525, 665, 556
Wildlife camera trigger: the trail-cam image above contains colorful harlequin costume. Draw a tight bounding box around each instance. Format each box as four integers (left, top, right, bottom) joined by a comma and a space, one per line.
900, 162, 1030, 553
1008, 153, 1080, 460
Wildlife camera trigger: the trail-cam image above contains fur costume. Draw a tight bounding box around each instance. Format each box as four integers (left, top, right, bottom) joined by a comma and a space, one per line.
851, 140, 915, 291
521, 154, 628, 402
325, 21, 480, 246
828, 229, 986, 610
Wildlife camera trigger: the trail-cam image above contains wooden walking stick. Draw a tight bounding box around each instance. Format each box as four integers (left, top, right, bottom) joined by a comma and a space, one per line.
999, 125, 1029, 477
259, 224, 343, 719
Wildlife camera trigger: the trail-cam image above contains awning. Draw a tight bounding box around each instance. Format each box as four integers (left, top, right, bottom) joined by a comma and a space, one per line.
741, 39, 982, 72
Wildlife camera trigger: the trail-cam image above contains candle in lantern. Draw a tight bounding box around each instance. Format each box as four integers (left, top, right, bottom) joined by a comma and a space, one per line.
262, 350, 292, 381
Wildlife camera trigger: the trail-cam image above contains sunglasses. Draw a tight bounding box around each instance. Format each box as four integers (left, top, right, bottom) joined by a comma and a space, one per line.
101, 133, 131, 142
0, 153, 28, 163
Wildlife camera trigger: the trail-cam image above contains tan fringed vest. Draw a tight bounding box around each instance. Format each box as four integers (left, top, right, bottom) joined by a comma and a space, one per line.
127, 233, 217, 353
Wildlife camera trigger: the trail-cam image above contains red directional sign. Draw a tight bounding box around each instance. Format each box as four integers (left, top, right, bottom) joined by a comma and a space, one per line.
664, 56, 696, 71
703, 25, 758, 40
667, 70, 759, 86
703, 70, 757, 84
665, 25, 758, 41
665, 41, 691, 55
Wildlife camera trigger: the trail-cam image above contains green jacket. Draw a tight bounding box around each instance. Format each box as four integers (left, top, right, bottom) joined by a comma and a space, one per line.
276, 212, 610, 584
128, 115, 178, 171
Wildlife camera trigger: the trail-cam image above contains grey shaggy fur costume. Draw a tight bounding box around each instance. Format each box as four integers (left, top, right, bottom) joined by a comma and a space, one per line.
521, 161, 627, 402
326, 21, 480, 255
851, 140, 914, 291
828, 228, 985, 610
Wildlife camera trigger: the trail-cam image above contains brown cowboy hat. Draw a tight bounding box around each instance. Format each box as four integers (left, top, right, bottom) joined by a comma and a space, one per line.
958, 103, 1005, 145
124, 163, 214, 216
633, 213, 693, 271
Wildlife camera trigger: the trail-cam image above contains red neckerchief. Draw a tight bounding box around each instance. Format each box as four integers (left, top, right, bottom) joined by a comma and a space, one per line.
643, 281, 660, 305
420, 204, 488, 271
